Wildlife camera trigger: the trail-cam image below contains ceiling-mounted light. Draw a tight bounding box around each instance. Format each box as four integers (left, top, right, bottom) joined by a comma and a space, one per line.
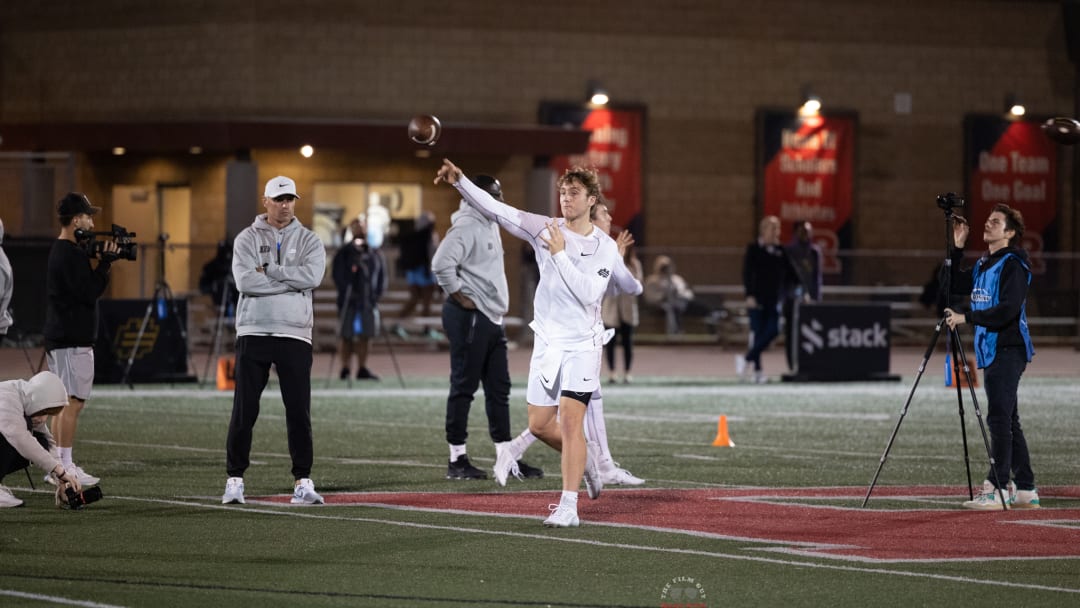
112, 146, 126, 156
1005, 94, 1026, 118
799, 85, 821, 116
300, 144, 314, 158
587, 79, 609, 106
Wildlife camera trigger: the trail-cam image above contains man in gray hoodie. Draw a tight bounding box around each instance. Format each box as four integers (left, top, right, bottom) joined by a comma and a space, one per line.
0, 371, 79, 507
222, 176, 327, 506
432, 175, 542, 481
0, 218, 12, 338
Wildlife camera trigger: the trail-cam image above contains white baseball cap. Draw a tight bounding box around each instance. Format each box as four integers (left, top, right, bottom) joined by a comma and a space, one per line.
264, 176, 300, 199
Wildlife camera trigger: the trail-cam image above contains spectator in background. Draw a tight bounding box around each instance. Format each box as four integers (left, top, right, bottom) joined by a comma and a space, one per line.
737, 215, 793, 384
199, 238, 238, 311
0, 218, 12, 338
782, 221, 822, 371
598, 208, 643, 384
332, 215, 387, 381
643, 255, 695, 335
395, 210, 441, 339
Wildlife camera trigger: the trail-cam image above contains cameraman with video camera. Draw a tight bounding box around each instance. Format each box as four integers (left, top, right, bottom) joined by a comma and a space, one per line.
41, 193, 118, 488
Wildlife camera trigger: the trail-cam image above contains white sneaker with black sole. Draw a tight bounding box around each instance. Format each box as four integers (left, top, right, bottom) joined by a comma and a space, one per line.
0, 485, 24, 508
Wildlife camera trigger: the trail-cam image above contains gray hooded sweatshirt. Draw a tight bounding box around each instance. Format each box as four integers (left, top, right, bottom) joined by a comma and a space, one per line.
0, 219, 12, 335
431, 200, 509, 325
0, 372, 68, 473
232, 215, 326, 342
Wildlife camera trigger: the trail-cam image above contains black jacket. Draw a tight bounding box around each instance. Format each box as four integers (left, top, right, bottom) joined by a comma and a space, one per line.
43, 239, 112, 350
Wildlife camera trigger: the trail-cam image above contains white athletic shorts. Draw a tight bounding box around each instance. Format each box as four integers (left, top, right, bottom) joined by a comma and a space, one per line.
47, 346, 94, 401
525, 339, 602, 406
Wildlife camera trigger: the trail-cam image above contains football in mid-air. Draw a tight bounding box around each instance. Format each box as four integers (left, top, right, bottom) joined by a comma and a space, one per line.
408, 114, 442, 146
1040, 117, 1080, 145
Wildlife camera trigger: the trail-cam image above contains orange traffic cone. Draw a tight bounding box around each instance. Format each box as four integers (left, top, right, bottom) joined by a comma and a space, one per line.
944, 353, 979, 388
711, 415, 734, 447
216, 356, 236, 391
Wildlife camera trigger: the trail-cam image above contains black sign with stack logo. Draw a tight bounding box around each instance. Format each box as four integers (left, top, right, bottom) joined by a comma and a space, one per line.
784, 302, 898, 382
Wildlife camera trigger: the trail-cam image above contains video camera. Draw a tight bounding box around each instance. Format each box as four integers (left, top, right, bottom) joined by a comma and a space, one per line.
74, 224, 138, 261
63, 486, 104, 510
936, 192, 965, 211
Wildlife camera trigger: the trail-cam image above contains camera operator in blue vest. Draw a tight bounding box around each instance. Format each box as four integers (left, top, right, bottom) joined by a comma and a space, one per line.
945, 203, 1038, 510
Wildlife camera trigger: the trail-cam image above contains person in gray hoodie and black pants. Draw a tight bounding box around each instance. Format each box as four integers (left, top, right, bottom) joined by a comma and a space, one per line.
222, 176, 327, 506
432, 175, 542, 481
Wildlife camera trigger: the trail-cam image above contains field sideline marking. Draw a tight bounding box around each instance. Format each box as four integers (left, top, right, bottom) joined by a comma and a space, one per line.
51, 492, 1080, 596
0, 589, 126, 607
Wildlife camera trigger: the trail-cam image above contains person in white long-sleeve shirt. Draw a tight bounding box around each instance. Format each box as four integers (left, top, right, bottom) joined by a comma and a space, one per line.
435, 159, 622, 527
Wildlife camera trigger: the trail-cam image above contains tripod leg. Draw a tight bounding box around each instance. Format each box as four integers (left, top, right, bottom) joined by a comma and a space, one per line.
952, 328, 1009, 511
162, 286, 198, 387
863, 317, 945, 507
122, 299, 157, 388
948, 335, 974, 499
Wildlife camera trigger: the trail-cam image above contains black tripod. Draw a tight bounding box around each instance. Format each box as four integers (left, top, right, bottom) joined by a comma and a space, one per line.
201, 276, 237, 386
863, 198, 1008, 510
121, 234, 197, 388
324, 282, 404, 389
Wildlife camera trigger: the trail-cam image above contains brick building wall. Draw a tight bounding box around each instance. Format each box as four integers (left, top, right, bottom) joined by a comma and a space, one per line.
0, 0, 1075, 291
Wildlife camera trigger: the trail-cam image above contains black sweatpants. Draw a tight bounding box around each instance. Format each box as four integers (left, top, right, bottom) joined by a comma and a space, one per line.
442, 299, 512, 446
226, 335, 314, 480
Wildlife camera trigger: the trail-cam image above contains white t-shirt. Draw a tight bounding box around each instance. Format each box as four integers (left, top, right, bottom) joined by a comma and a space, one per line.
455, 177, 631, 350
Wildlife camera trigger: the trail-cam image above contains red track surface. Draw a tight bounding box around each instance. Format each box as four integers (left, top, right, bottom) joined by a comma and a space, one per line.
255, 485, 1080, 562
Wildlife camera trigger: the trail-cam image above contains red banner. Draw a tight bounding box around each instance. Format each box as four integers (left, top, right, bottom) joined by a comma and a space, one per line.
546, 107, 643, 234
759, 113, 856, 275
966, 117, 1058, 274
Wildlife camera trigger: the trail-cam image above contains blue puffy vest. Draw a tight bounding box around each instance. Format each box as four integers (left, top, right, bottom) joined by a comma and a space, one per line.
970, 253, 1034, 368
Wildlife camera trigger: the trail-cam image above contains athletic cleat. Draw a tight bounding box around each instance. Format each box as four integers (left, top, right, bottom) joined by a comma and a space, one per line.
0, 485, 24, 508
49, 464, 99, 487
447, 455, 488, 480
542, 503, 580, 528
583, 441, 603, 499
753, 370, 768, 384
962, 487, 1010, 510
291, 478, 324, 505
1012, 488, 1041, 509
601, 464, 644, 486
222, 477, 245, 504
515, 460, 544, 479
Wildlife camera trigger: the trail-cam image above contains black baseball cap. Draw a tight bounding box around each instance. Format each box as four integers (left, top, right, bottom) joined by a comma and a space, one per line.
57, 192, 101, 217
472, 175, 503, 201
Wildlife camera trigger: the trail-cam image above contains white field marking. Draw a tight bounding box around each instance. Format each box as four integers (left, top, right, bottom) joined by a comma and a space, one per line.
670, 446, 951, 461
29, 492, 1080, 593
605, 411, 892, 423
0, 589, 127, 607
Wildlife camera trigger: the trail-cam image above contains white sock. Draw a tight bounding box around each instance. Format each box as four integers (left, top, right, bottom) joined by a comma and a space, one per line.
449, 444, 467, 461
59, 447, 73, 469
560, 490, 578, 507
516, 429, 537, 449
585, 395, 612, 462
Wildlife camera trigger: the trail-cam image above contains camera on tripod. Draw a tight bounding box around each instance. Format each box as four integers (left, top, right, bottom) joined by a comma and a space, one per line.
63, 486, 104, 510
75, 224, 138, 261
936, 192, 965, 211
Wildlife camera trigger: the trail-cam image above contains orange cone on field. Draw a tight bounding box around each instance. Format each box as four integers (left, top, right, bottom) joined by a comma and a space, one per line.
216, 356, 236, 391
944, 353, 979, 388
711, 415, 734, 447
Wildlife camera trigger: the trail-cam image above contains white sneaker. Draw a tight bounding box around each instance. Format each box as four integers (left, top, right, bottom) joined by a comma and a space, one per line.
67, 464, 100, 486
1012, 488, 1041, 509
222, 477, 245, 504
583, 441, 603, 500
962, 487, 1010, 510
734, 355, 747, 380
493, 440, 524, 486
45, 463, 100, 487
291, 478, 324, 505
975, 479, 1016, 501
623, 373, 633, 384
601, 464, 645, 486
542, 503, 580, 528
0, 485, 24, 508
753, 370, 768, 384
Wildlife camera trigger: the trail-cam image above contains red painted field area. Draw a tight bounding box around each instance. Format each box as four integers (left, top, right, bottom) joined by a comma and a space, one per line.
255, 486, 1080, 563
